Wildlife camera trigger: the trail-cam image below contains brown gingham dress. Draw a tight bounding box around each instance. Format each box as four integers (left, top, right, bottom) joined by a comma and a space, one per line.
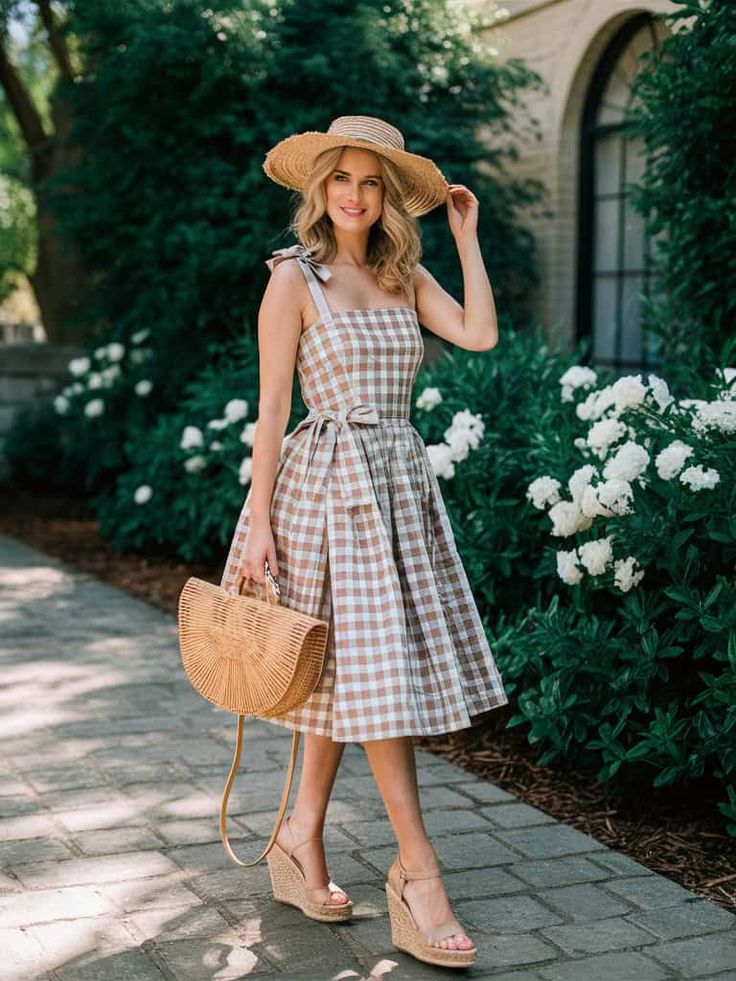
219, 244, 509, 742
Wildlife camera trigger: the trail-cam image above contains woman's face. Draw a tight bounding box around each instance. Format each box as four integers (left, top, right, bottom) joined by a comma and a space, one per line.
324, 146, 385, 231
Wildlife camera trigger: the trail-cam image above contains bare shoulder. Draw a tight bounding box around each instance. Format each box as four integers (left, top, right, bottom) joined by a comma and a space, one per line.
262, 258, 310, 326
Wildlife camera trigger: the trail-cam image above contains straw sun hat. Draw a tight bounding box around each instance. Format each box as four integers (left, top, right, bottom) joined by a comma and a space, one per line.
262, 115, 449, 218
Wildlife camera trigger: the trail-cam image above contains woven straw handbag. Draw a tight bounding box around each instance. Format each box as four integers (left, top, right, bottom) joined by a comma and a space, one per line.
177, 560, 329, 867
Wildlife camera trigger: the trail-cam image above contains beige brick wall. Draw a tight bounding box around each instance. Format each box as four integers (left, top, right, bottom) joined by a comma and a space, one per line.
480, 0, 676, 343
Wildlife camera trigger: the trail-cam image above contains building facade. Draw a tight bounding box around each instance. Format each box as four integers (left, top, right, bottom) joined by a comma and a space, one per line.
485, 0, 676, 372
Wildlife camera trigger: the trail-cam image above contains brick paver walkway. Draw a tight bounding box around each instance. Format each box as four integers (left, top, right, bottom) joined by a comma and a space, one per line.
2, 532, 735, 980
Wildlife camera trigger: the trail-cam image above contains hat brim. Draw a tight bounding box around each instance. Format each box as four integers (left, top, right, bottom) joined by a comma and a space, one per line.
262, 131, 448, 218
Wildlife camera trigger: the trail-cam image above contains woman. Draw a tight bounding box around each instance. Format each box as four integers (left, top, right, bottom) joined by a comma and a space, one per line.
219, 115, 509, 969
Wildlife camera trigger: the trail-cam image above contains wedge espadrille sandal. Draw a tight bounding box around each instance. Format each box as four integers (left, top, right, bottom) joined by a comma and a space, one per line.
385, 855, 477, 968
266, 815, 353, 922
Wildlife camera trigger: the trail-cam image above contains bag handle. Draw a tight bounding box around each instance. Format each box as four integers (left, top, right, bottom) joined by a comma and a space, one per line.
219, 714, 300, 867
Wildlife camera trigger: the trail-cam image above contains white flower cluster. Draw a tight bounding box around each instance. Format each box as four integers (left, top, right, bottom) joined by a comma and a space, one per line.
424, 408, 485, 480
55, 330, 154, 417
527, 364, 733, 592
173, 399, 254, 490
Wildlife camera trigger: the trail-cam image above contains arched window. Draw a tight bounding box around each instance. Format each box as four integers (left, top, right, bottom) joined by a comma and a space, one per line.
576, 14, 663, 373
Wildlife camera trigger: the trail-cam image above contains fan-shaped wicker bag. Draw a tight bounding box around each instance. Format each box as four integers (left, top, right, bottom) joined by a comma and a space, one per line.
177, 560, 328, 867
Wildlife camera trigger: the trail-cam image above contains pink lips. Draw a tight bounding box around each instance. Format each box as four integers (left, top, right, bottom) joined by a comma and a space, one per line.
341, 207, 366, 217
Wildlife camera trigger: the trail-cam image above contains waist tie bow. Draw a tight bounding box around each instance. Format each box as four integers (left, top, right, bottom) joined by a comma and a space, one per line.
287, 403, 381, 508
264, 243, 332, 283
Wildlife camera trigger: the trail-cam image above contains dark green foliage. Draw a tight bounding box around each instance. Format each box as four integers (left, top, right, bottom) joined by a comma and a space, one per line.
627, 0, 736, 377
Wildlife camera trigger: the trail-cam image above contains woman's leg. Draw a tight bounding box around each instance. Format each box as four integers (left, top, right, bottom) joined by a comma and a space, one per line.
276, 732, 348, 902
362, 736, 474, 951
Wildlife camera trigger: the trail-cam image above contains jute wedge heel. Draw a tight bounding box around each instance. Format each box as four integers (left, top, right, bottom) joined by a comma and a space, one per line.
385, 855, 476, 968
266, 816, 353, 923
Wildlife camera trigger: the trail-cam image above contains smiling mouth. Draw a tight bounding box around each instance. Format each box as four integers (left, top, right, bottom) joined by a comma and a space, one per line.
341, 207, 367, 217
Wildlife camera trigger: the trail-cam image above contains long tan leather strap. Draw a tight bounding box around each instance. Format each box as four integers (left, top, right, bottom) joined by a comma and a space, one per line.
219, 714, 301, 867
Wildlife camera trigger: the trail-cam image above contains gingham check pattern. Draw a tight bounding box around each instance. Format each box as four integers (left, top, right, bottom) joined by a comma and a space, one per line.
218, 249, 509, 742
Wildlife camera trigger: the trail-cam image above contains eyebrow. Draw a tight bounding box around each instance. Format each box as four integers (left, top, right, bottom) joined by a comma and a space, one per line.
333, 169, 383, 179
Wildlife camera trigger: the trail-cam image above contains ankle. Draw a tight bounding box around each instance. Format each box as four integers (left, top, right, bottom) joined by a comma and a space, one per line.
399, 842, 439, 873
288, 808, 325, 839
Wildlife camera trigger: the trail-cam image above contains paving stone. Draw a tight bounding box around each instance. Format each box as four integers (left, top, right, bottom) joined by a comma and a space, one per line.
422, 807, 498, 836
101, 877, 203, 915
0, 814, 59, 842
0, 884, 118, 928
536, 882, 636, 921
537, 950, 668, 980
0, 836, 76, 868
603, 873, 701, 909
13, 850, 180, 889
72, 826, 164, 856
461, 893, 564, 932
153, 817, 238, 847
495, 824, 608, 860
628, 900, 736, 940
480, 802, 558, 829
418, 784, 479, 810
431, 831, 518, 869
124, 904, 242, 944
149, 937, 263, 978
53, 949, 167, 980
539, 914, 657, 954
508, 855, 611, 889
465, 931, 559, 971
55, 801, 149, 833
646, 930, 736, 977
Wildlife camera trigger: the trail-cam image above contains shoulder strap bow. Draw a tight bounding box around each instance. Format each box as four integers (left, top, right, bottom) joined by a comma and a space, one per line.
264, 243, 332, 282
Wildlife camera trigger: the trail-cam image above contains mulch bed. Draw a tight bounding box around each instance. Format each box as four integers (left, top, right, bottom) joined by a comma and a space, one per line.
2, 480, 734, 915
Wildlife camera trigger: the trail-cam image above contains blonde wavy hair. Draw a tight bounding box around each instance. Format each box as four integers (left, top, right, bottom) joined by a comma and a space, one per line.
289, 145, 422, 303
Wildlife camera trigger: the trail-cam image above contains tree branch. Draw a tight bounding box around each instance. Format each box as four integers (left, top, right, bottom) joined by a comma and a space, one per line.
35, 0, 74, 81
0, 38, 48, 153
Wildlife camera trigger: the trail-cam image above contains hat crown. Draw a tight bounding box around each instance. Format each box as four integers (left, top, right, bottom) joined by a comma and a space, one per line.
326, 115, 405, 152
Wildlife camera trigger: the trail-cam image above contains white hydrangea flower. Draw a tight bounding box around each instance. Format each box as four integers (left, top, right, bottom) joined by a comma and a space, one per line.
568, 464, 597, 505
238, 455, 253, 485
87, 372, 104, 390
416, 386, 443, 411
691, 401, 736, 435
614, 556, 645, 592
224, 398, 248, 423
106, 342, 125, 362
655, 440, 694, 480
573, 437, 588, 450
578, 536, 614, 576
576, 385, 616, 422
71, 382, 84, 394
602, 441, 649, 482
611, 374, 647, 413
84, 398, 105, 418
426, 443, 456, 479
134, 484, 153, 504
93, 345, 108, 360
678, 398, 707, 411
559, 366, 597, 403
184, 454, 207, 473
548, 500, 593, 537
131, 328, 151, 344
54, 395, 70, 414
180, 425, 204, 450
210, 440, 224, 451
69, 356, 91, 376
679, 465, 720, 491
722, 367, 736, 384
240, 421, 257, 446
586, 418, 627, 458
580, 479, 634, 518
526, 475, 562, 510
100, 365, 121, 386
597, 478, 635, 516
648, 374, 674, 412
444, 410, 485, 462
556, 549, 583, 585
134, 379, 153, 396
207, 417, 229, 430
130, 348, 153, 364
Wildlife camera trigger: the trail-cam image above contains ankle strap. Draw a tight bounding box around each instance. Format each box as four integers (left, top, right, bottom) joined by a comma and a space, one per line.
398, 858, 442, 881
